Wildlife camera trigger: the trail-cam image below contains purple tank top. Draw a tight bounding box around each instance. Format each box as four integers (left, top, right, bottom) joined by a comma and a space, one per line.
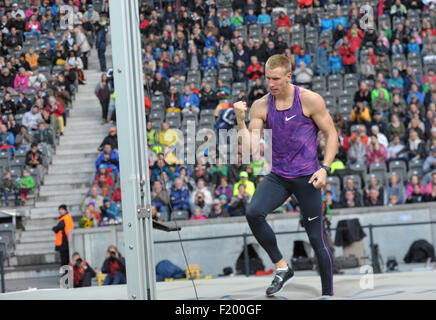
266, 85, 320, 179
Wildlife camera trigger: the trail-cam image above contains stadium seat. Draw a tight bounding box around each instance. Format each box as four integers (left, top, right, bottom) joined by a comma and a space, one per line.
326, 176, 341, 199
408, 159, 424, 177
388, 160, 408, 183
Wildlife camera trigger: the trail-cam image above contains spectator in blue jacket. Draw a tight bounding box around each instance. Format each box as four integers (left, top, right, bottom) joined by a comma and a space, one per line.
244, 9, 257, 25
328, 49, 344, 75
151, 159, 174, 184
168, 55, 187, 83
180, 85, 200, 113
95, 144, 119, 176
315, 40, 329, 76
295, 48, 311, 68
201, 50, 218, 74
407, 37, 421, 54
204, 32, 216, 50
0, 123, 15, 154
257, 8, 271, 26
320, 12, 333, 33
333, 10, 348, 31
387, 69, 404, 92
100, 197, 121, 221
95, 23, 107, 72
170, 177, 191, 215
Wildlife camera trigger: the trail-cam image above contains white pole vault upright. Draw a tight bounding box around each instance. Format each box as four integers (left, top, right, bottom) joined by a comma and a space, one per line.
109, 0, 157, 300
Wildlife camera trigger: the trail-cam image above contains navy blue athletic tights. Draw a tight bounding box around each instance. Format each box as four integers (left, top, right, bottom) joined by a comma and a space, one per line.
246, 173, 334, 296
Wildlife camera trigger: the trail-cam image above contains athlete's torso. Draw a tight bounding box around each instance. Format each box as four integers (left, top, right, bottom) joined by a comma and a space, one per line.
265, 85, 320, 178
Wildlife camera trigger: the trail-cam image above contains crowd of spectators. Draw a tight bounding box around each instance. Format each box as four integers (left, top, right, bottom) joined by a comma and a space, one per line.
0, 0, 110, 208
80, 0, 436, 225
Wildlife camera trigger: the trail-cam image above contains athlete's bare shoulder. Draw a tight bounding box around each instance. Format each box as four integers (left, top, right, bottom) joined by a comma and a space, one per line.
298, 87, 326, 117
250, 93, 269, 123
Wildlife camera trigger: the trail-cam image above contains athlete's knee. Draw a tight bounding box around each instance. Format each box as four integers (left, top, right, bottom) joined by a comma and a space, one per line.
245, 205, 266, 225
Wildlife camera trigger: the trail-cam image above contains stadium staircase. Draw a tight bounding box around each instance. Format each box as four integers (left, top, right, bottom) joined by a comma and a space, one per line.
4, 43, 112, 281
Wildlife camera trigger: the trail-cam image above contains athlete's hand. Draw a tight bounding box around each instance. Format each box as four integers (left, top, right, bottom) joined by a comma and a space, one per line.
233, 101, 247, 122
308, 168, 327, 189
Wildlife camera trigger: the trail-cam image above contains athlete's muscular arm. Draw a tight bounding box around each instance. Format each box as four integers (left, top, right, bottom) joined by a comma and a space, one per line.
234, 97, 267, 156
301, 90, 339, 189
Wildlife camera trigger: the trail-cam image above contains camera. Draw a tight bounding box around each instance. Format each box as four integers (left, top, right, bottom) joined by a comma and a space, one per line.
74, 258, 82, 268
109, 251, 117, 260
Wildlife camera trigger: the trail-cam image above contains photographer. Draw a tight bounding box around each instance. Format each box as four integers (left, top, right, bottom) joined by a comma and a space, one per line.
101, 245, 126, 285
350, 102, 372, 127
69, 252, 96, 288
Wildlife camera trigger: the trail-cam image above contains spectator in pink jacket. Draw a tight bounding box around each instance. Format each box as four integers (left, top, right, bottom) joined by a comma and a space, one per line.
366, 135, 388, 165
13, 67, 29, 93
406, 174, 426, 198
425, 172, 436, 194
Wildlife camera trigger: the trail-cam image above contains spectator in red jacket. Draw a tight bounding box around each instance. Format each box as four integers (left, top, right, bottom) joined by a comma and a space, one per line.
24, 14, 41, 40
339, 36, 357, 74
246, 56, 264, 80
276, 11, 291, 32
46, 96, 64, 136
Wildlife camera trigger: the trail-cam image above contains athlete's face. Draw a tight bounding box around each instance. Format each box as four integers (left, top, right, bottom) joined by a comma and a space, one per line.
265, 67, 291, 96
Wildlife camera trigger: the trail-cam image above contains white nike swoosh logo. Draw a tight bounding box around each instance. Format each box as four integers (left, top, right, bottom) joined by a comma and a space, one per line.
286, 115, 297, 121
308, 216, 318, 222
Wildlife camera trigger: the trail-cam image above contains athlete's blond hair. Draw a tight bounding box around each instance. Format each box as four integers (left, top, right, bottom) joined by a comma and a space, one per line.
265, 54, 292, 75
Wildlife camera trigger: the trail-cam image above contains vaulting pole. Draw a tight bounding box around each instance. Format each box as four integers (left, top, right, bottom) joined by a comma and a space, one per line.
109, 0, 156, 300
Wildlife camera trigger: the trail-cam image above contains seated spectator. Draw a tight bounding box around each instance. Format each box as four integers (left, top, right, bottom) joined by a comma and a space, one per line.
406, 184, 425, 203
321, 12, 333, 32
354, 82, 372, 106
79, 206, 101, 228
248, 78, 267, 105
201, 49, 218, 74
324, 190, 341, 209
25, 14, 41, 40
233, 59, 247, 83
385, 173, 406, 205
69, 252, 96, 288
425, 172, 436, 195
364, 175, 384, 204
340, 177, 362, 208
294, 61, 313, 88
15, 125, 33, 151
360, 57, 376, 80
209, 199, 230, 218
295, 48, 311, 69
22, 106, 43, 131
81, 185, 105, 213
230, 184, 251, 216
95, 144, 119, 176
364, 188, 384, 206
244, 8, 257, 25
168, 55, 187, 83
151, 158, 174, 184
387, 69, 404, 92
246, 56, 264, 81
146, 122, 158, 146
192, 191, 211, 215
423, 147, 436, 175
151, 180, 170, 219
257, 7, 271, 26
388, 114, 406, 141
0, 170, 19, 207
341, 190, 361, 208
17, 169, 34, 206
190, 178, 213, 208
233, 171, 255, 197
0, 123, 15, 154
100, 197, 121, 223
151, 72, 168, 95
371, 125, 388, 149
190, 207, 207, 220
101, 245, 126, 285
165, 85, 181, 113
170, 177, 191, 215
367, 135, 388, 165
424, 183, 436, 202
13, 67, 29, 93
25, 142, 45, 180
387, 135, 408, 162
215, 79, 231, 100
98, 126, 118, 152
180, 85, 200, 114
350, 102, 372, 127
37, 44, 53, 67
406, 129, 427, 160
200, 83, 218, 110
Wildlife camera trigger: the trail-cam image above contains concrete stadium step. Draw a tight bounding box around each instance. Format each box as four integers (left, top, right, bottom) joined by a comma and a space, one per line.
43, 173, 93, 185
30, 205, 81, 219
40, 183, 90, 193
59, 136, 103, 144
18, 229, 54, 243
23, 217, 59, 231
55, 147, 103, 156
35, 195, 85, 208
52, 153, 101, 163
4, 263, 59, 279
47, 163, 95, 175
38, 187, 90, 198
15, 241, 54, 256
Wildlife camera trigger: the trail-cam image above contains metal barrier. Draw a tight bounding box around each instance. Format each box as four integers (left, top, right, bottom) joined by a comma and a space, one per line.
0, 251, 4, 293
154, 220, 436, 277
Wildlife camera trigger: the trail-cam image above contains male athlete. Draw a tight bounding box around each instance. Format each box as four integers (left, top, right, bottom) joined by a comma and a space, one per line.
234, 54, 339, 297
